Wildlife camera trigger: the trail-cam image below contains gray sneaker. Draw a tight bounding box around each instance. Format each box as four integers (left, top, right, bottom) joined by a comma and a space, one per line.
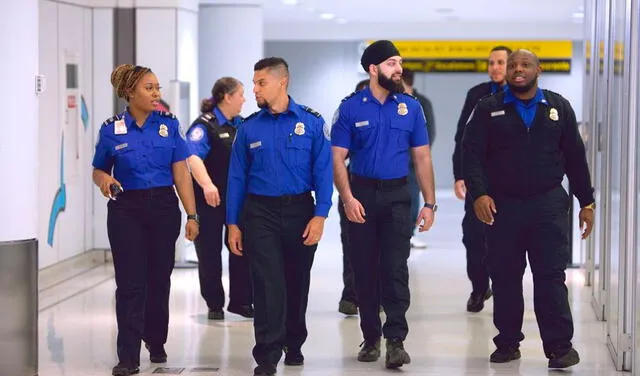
385, 338, 411, 369
338, 300, 358, 315
357, 339, 381, 362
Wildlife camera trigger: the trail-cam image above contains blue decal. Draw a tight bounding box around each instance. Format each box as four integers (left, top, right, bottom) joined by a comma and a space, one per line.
81, 95, 89, 130
47, 135, 66, 246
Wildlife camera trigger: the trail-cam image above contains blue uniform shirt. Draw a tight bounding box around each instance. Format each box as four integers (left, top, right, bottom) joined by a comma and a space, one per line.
331, 88, 429, 179
226, 97, 334, 225
92, 110, 190, 190
186, 107, 241, 159
504, 86, 549, 128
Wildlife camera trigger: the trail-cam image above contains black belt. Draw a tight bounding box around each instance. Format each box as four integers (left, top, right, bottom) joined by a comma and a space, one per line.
351, 174, 407, 189
120, 186, 174, 199
248, 192, 311, 205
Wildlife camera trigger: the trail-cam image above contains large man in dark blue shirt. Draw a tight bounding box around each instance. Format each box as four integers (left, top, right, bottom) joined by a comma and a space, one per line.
463, 50, 595, 369
226, 57, 333, 376
332, 40, 436, 370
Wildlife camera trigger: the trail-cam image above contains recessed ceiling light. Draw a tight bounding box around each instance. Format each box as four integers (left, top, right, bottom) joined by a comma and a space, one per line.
282, 0, 298, 5
320, 12, 336, 20
572, 11, 585, 19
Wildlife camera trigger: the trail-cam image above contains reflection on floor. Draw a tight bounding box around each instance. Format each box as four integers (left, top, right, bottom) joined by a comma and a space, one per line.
39, 194, 624, 375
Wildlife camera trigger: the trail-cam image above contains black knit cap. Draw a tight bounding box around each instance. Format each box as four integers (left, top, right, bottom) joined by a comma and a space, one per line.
360, 40, 401, 72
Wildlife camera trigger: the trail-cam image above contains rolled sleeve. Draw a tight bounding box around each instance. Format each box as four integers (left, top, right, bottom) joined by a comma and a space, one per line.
312, 117, 333, 217
226, 125, 249, 225
172, 120, 191, 163
92, 128, 113, 173
186, 124, 211, 160
330, 105, 352, 149
410, 103, 429, 147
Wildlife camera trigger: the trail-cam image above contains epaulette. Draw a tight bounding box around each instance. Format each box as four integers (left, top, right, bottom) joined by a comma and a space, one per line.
241, 111, 260, 123
301, 105, 321, 118
341, 91, 359, 102
201, 112, 215, 122
102, 115, 120, 126
402, 92, 418, 100
157, 111, 177, 119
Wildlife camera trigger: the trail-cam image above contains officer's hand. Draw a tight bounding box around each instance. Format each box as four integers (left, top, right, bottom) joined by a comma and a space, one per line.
228, 225, 244, 256
185, 219, 199, 241
579, 208, 595, 239
473, 195, 497, 225
454, 180, 467, 200
344, 197, 366, 223
203, 183, 221, 207
303, 216, 325, 246
415, 207, 435, 232
99, 175, 122, 199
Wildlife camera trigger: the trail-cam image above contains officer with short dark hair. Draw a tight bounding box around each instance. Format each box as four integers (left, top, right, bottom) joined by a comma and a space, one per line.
332, 40, 436, 370
186, 77, 253, 321
463, 49, 595, 369
453, 45, 511, 312
226, 57, 333, 376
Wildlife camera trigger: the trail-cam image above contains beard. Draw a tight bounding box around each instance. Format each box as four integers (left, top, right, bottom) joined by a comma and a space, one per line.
508, 75, 538, 94
377, 70, 404, 93
256, 98, 269, 109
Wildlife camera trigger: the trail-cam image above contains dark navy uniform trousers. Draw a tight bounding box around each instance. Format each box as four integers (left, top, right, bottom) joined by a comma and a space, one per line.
107, 187, 180, 366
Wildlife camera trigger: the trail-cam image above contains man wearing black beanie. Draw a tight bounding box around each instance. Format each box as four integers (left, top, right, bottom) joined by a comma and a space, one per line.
332, 40, 437, 369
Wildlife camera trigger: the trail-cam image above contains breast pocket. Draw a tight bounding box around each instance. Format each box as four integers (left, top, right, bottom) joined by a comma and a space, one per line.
354, 122, 376, 150
286, 135, 312, 168
113, 144, 138, 171
151, 137, 175, 167
389, 119, 413, 149
248, 141, 265, 170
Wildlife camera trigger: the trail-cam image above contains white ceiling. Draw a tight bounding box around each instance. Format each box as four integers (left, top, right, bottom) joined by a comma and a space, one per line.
262, 0, 585, 24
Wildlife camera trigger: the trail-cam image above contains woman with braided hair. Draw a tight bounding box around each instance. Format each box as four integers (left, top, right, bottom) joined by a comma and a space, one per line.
92, 64, 199, 376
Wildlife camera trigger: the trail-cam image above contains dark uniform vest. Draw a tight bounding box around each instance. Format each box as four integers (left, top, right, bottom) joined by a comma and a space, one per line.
189, 112, 238, 204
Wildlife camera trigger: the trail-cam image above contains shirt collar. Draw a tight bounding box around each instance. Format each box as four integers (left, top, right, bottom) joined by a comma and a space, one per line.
503, 86, 548, 107
360, 87, 402, 105
259, 96, 303, 119
214, 107, 229, 125
123, 108, 156, 129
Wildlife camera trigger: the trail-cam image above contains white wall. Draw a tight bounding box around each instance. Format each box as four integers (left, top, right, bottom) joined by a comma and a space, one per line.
38, 0, 96, 268
91, 8, 114, 250
265, 41, 586, 190
177, 8, 200, 122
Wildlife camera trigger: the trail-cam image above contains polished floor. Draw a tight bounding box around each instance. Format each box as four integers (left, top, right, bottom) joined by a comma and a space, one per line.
38, 193, 624, 375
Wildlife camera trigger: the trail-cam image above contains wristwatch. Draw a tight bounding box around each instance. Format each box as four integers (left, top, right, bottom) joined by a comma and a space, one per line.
583, 202, 596, 210
187, 214, 200, 224
424, 202, 438, 212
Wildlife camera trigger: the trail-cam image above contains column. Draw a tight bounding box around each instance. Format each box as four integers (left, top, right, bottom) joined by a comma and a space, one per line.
0, 0, 39, 375
199, 2, 264, 115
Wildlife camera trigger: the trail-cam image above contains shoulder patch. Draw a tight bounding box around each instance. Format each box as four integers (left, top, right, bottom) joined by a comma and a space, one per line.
301, 105, 321, 118
102, 115, 120, 127
341, 91, 359, 102
241, 111, 260, 123
157, 111, 177, 120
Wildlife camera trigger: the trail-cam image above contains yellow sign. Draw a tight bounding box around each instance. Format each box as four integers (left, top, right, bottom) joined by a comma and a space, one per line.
389, 41, 572, 60
372, 40, 574, 73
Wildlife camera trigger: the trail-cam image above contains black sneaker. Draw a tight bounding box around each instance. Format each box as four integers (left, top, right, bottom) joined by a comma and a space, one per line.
385, 338, 411, 369
357, 339, 381, 362
112, 362, 139, 376
467, 289, 492, 313
284, 347, 304, 366
145, 343, 167, 363
208, 309, 224, 320
227, 304, 255, 318
548, 348, 580, 369
338, 300, 358, 315
253, 364, 276, 376
490, 347, 521, 363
